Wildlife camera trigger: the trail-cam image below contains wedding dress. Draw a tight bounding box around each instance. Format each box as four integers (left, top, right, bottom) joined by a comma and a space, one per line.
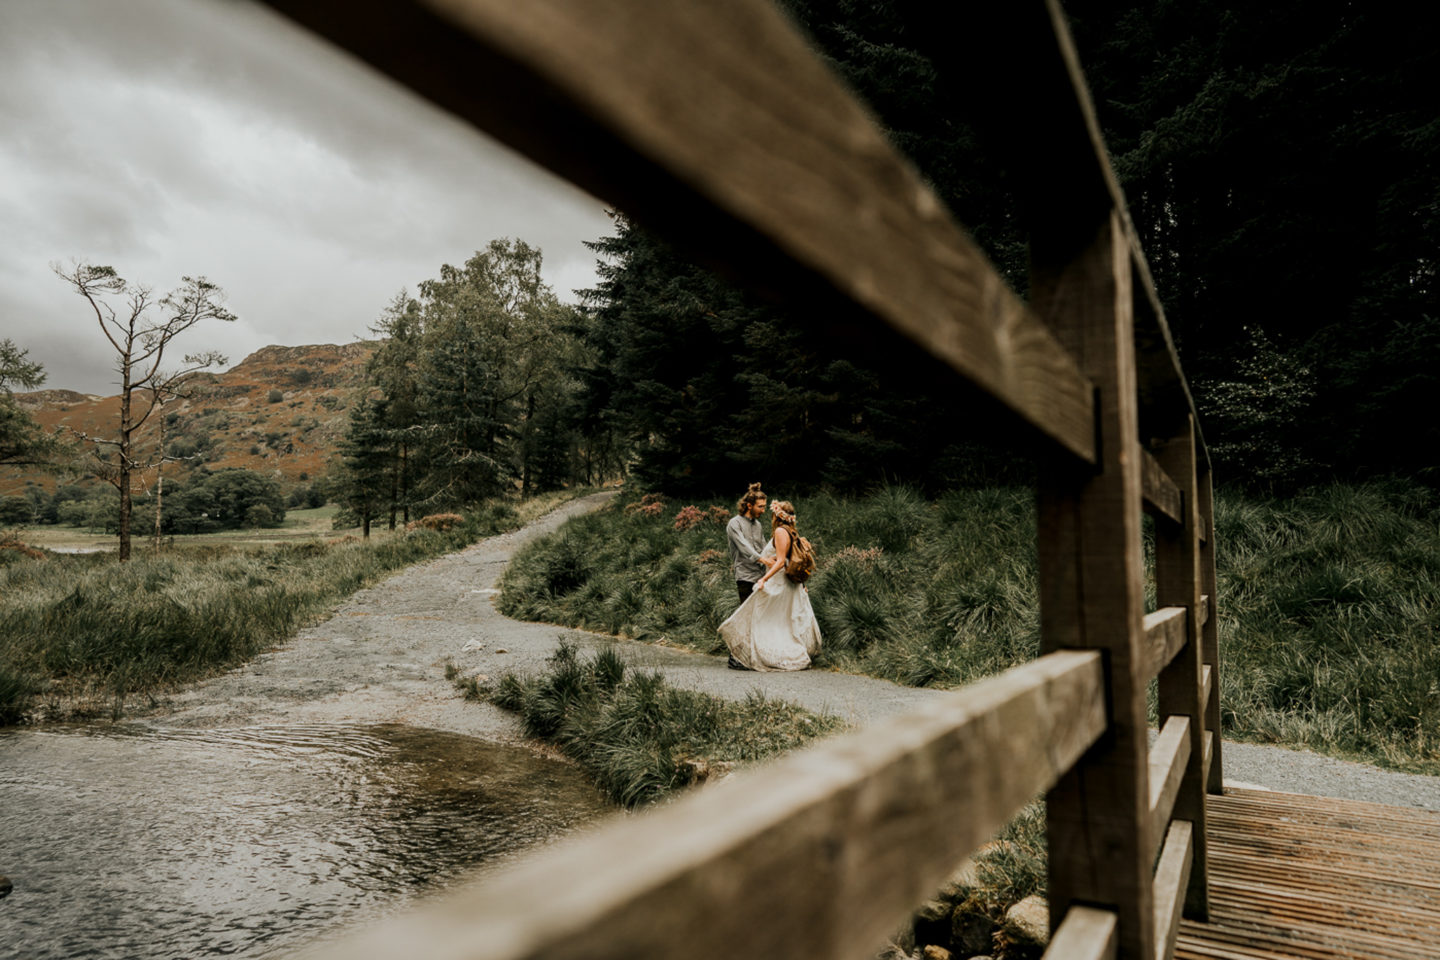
719, 539, 822, 671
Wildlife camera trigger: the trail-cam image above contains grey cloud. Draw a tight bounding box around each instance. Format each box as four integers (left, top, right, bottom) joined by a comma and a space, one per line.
0, 0, 613, 395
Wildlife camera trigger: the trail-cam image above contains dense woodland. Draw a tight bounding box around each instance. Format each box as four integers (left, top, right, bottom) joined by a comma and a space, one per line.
514, 0, 1438, 498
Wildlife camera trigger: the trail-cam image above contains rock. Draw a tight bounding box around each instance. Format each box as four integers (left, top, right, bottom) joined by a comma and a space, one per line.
950, 903, 997, 956
921, 946, 952, 960
461, 639, 485, 652
1003, 895, 1050, 945
938, 856, 983, 901
495, 648, 509, 654
913, 898, 951, 948
874, 943, 910, 960
0, 875, 12, 899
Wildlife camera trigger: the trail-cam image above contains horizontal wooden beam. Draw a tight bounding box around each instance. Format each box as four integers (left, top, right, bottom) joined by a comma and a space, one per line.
1143, 606, 1188, 679
1148, 715, 1191, 855
1153, 820, 1195, 960
1127, 236, 1210, 470
294, 650, 1107, 960
257, 0, 1098, 463
1042, 905, 1117, 960
1142, 449, 1182, 525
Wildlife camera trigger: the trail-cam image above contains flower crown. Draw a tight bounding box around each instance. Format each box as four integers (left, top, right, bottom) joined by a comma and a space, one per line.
770, 504, 796, 525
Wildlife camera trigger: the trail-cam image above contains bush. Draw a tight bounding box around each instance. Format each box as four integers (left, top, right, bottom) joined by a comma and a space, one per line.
267, 388, 284, 403
0, 496, 32, 526
407, 513, 465, 532
480, 642, 845, 806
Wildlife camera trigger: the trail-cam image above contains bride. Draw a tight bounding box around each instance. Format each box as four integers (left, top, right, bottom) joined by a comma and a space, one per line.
719, 500, 822, 671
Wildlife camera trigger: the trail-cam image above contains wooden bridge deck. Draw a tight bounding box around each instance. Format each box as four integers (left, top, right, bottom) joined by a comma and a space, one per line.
1177, 788, 1440, 960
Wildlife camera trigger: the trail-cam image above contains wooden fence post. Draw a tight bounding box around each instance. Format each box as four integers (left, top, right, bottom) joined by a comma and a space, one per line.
1034, 209, 1154, 960
1154, 416, 1210, 919
1197, 466, 1224, 794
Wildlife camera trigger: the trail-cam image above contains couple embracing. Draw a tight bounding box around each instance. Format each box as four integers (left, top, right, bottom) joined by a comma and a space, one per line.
720, 482, 822, 671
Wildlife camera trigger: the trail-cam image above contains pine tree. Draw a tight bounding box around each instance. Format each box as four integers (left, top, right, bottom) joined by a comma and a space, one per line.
336, 394, 393, 538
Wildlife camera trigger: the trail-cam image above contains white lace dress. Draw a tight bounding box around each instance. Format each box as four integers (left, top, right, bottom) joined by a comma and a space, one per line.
719, 539, 822, 671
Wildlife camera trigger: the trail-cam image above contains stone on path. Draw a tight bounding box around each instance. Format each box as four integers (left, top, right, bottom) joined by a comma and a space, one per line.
1002, 895, 1049, 945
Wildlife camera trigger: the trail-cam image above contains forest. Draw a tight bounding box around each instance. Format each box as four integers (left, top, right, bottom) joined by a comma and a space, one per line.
329, 0, 1437, 504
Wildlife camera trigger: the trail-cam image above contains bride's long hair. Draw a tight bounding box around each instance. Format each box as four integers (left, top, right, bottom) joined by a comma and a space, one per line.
770, 500, 797, 536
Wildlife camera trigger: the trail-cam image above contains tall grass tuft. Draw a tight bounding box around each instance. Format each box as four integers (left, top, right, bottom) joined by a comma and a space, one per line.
0, 490, 585, 724
501, 481, 1440, 773
481, 642, 846, 806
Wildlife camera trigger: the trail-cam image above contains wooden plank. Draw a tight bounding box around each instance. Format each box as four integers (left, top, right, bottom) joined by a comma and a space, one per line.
1201, 666, 1213, 711
1127, 236, 1210, 472
1144, 607, 1188, 679
1150, 716, 1192, 850
1154, 820, 1195, 960
1198, 470, 1224, 794
1155, 416, 1210, 920
293, 651, 1107, 960
257, 0, 1097, 463
1034, 209, 1154, 959
1142, 449, 1183, 526
1198, 595, 1209, 628
1179, 790, 1440, 960
1044, 906, 1119, 960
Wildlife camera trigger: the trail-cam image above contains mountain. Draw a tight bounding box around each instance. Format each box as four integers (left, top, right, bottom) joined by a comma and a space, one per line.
3, 342, 376, 493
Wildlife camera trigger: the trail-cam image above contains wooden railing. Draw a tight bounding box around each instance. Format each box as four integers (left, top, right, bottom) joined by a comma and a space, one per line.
258, 2, 1221, 959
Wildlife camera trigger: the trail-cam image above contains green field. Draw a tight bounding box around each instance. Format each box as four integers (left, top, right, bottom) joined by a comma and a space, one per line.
15, 504, 359, 552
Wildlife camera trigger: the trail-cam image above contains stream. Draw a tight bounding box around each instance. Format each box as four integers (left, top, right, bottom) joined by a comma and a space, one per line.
0, 722, 612, 960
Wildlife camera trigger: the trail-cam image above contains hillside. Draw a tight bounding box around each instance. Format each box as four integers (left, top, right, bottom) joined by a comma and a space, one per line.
3, 342, 375, 494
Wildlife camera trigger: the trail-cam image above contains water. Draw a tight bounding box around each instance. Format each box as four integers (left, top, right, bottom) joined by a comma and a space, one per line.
0, 723, 612, 960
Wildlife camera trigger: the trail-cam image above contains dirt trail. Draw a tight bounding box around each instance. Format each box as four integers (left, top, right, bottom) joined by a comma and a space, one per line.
156, 492, 1440, 812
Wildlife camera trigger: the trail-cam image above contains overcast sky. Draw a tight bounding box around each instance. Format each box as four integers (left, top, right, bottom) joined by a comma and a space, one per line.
0, 0, 614, 395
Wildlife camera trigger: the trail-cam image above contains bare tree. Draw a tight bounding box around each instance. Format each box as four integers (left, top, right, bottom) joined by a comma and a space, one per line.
53, 263, 235, 560
143, 367, 222, 548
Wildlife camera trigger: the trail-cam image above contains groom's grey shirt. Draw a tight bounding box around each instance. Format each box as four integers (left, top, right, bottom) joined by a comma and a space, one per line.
726, 513, 767, 582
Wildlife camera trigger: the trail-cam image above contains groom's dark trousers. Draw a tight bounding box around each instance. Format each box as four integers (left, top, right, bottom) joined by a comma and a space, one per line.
736, 580, 755, 603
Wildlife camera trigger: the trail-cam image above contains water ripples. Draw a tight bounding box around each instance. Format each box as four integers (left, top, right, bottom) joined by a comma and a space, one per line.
0, 723, 611, 960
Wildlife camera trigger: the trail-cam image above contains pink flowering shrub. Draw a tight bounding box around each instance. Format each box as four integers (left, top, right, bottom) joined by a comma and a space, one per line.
706, 505, 731, 525
695, 548, 726, 565
673, 505, 705, 531
625, 492, 666, 517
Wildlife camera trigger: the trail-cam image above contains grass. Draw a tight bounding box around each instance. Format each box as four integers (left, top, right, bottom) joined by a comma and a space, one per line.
500, 485, 1041, 689
20, 503, 348, 552
0, 489, 590, 724
498, 482, 1440, 774
455, 641, 846, 806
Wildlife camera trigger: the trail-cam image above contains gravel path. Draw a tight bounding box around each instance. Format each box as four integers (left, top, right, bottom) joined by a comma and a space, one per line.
156, 491, 1440, 812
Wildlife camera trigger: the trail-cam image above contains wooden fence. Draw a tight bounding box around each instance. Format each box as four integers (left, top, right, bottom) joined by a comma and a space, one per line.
258, 2, 1221, 959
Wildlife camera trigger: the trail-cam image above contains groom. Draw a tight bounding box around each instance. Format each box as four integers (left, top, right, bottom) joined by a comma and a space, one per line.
726, 483, 768, 604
